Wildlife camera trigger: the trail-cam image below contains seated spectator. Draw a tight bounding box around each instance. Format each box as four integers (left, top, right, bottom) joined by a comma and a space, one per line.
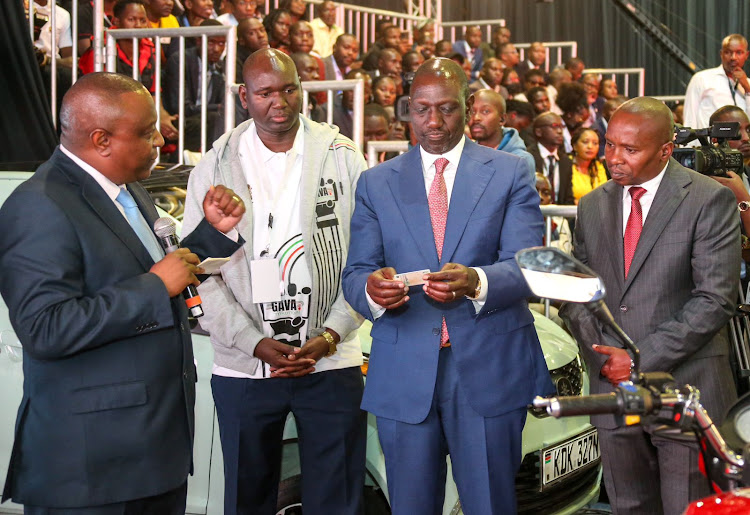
527, 86, 551, 116
217, 0, 257, 26
323, 33, 358, 81
469, 57, 508, 97
504, 99, 535, 135
375, 48, 404, 94
413, 24, 435, 60
372, 75, 397, 120
535, 173, 572, 252
529, 112, 575, 205
78, 0, 116, 53
402, 51, 424, 75
569, 127, 607, 203
434, 39, 453, 58
491, 26, 511, 53
564, 56, 585, 81
179, 0, 213, 26
446, 53, 473, 81
310, 0, 342, 57
279, 0, 306, 24
555, 81, 589, 152
291, 52, 326, 122
363, 103, 392, 163
593, 95, 626, 159
547, 67, 572, 115
164, 18, 226, 151
516, 41, 546, 80
289, 21, 325, 77
468, 89, 536, 175
452, 25, 484, 80
263, 8, 292, 52
30, 0, 73, 63
362, 23, 400, 71
496, 42, 520, 70
672, 102, 685, 125
500, 66, 523, 98
236, 18, 269, 69
581, 72, 600, 125
513, 68, 546, 101
330, 68, 372, 139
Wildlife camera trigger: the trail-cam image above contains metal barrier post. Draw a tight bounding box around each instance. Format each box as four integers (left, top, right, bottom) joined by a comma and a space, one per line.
583, 67, 646, 98
365, 140, 409, 168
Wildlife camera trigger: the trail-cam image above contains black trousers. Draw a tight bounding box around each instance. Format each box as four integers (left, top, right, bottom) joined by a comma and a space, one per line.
24, 481, 187, 515
212, 366, 367, 515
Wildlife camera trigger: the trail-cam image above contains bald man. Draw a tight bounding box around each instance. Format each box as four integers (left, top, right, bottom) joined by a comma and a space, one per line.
343, 58, 552, 514
0, 73, 245, 514
560, 97, 740, 514
181, 49, 367, 515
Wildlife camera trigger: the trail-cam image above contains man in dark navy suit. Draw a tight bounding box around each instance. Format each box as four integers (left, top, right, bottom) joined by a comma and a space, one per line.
343, 58, 553, 514
0, 72, 245, 514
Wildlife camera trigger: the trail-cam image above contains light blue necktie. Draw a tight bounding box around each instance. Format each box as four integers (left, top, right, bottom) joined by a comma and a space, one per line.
115, 188, 163, 263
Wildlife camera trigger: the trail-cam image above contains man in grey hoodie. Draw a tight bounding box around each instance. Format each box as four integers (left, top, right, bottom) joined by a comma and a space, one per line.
468, 88, 536, 180
181, 49, 367, 515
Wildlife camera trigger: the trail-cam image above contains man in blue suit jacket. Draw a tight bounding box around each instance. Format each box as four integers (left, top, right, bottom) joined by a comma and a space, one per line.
0, 73, 245, 514
451, 26, 484, 81
342, 58, 553, 514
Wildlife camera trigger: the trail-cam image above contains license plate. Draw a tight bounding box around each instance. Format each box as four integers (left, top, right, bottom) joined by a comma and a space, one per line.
541, 428, 600, 488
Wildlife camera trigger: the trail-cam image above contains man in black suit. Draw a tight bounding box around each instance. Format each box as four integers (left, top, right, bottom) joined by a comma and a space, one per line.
0, 72, 245, 514
165, 19, 227, 151
528, 112, 574, 204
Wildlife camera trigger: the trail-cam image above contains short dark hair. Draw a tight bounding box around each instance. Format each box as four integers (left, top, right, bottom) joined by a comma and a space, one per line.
113, 0, 144, 19
556, 82, 588, 114
364, 102, 389, 121
710, 105, 748, 125
506, 99, 534, 119
527, 86, 547, 100
199, 18, 223, 27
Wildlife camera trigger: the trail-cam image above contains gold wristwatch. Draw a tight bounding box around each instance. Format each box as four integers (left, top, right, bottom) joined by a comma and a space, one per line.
321, 330, 337, 357
468, 275, 482, 300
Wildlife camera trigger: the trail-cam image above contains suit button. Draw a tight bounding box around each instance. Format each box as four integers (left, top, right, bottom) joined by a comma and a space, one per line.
620, 305, 628, 313
432, 328, 440, 335
180, 323, 185, 331
183, 370, 188, 379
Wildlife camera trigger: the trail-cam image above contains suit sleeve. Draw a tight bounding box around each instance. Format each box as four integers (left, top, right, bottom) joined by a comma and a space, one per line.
478, 155, 544, 313
318, 143, 366, 338
0, 191, 175, 361
181, 150, 267, 366
342, 170, 383, 322
637, 185, 740, 373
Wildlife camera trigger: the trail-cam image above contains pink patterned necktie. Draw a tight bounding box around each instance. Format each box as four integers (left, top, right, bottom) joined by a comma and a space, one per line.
623, 186, 646, 278
428, 158, 451, 347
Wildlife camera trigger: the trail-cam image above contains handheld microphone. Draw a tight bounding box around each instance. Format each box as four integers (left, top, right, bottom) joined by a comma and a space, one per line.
154, 217, 204, 318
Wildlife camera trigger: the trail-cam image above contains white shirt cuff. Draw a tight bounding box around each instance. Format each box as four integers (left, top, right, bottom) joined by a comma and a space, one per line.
470, 266, 488, 313
365, 285, 386, 320
222, 228, 240, 242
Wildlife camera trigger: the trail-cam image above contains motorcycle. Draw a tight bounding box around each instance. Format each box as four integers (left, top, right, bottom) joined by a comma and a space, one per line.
515, 247, 750, 514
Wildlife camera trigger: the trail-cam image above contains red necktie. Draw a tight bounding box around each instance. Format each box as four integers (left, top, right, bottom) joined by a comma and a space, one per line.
623, 186, 646, 278
428, 158, 450, 347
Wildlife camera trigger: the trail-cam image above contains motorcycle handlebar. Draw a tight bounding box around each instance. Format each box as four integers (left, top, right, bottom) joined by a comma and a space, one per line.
535, 392, 623, 417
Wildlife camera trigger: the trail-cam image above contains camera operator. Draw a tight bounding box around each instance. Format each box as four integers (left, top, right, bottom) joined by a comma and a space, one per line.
709, 106, 750, 239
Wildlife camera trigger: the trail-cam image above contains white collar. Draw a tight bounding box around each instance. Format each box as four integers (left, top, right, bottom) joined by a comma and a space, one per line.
419, 135, 466, 170
537, 142, 559, 160
59, 144, 123, 203
624, 162, 668, 196
250, 120, 305, 164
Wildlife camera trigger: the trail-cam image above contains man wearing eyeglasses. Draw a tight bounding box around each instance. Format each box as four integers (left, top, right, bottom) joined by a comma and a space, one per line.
684, 34, 750, 129
528, 112, 574, 205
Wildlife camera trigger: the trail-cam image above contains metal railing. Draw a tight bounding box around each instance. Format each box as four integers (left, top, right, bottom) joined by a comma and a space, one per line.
516, 41, 579, 73
300, 79, 365, 149
653, 95, 685, 103
106, 25, 237, 163
439, 19, 506, 44
365, 140, 410, 167
583, 67, 646, 98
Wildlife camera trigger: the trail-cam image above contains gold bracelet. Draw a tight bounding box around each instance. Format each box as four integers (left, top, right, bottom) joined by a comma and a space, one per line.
321, 330, 337, 357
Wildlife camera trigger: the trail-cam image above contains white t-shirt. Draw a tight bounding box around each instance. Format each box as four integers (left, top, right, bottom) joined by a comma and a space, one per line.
33, 1, 73, 58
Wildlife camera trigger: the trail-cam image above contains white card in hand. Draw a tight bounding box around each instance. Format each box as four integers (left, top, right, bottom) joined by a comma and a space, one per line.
250, 259, 282, 303
393, 269, 431, 287
198, 257, 230, 274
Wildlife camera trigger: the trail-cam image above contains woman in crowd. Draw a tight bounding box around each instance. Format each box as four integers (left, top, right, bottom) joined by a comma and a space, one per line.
263, 8, 292, 52
372, 75, 397, 121
569, 127, 608, 203
501, 67, 523, 98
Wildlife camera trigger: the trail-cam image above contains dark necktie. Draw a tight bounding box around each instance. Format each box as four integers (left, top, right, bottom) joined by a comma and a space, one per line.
623, 186, 646, 278
428, 158, 450, 347
547, 155, 557, 203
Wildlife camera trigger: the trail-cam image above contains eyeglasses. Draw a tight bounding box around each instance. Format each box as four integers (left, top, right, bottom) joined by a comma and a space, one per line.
537, 123, 565, 131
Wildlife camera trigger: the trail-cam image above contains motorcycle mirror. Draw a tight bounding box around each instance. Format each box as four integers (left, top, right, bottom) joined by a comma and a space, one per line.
515, 247, 606, 303
516, 246, 642, 383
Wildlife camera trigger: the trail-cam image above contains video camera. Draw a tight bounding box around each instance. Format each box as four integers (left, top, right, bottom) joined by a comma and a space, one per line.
672, 122, 743, 177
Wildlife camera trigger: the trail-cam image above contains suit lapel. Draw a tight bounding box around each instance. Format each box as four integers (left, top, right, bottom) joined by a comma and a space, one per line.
598, 180, 625, 290
622, 162, 689, 294
387, 146, 440, 269
440, 141, 494, 265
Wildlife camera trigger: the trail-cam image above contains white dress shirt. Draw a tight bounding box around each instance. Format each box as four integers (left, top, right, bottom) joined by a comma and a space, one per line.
684, 65, 749, 129
537, 143, 561, 200
366, 136, 488, 318
621, 163, 668, 236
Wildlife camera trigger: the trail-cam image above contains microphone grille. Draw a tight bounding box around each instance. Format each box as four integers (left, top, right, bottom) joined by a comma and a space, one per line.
153, 217, 177, 238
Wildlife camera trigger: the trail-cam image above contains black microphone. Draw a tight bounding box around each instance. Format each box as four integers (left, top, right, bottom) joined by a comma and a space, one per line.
154, 217, 204, 318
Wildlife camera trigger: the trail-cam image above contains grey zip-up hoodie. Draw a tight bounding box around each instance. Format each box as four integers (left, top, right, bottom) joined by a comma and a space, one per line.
182, 115, 365, 376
